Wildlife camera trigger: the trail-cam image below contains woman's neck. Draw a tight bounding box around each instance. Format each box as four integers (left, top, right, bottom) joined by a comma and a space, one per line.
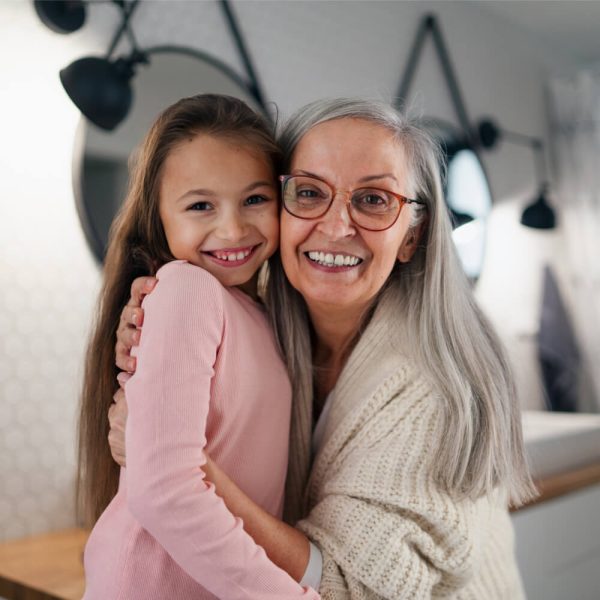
308, 301, 369, 404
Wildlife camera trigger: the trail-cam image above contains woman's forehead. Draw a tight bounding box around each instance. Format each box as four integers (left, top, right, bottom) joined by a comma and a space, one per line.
290, 118, 408, 184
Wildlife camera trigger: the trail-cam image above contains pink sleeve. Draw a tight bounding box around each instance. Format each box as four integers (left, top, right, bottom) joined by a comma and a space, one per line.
125, 261, 318, 599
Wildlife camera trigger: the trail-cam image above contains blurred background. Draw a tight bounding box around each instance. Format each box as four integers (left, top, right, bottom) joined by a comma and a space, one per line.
0, 1, 599, 599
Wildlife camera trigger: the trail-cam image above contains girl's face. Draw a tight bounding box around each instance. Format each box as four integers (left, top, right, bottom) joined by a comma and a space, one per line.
159, 134, 279, 294
280, 118, 423, 316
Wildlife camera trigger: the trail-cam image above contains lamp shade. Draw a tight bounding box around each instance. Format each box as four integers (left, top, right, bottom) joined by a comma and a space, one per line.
60, 57, 136, 131
521, 191, 556, 229
34, 0, 86, 34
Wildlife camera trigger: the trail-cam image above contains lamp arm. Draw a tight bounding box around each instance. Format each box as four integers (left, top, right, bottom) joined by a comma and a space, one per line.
218, 0, 267, 110
500, 128, 549, 188
105, 0, 140, 60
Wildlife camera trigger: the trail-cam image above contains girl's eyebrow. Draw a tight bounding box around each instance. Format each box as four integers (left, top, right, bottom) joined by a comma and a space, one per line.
176, 188, 216, 202
176, 181, 274, 203
243, 180, 274, 192
176, 180, 273, 202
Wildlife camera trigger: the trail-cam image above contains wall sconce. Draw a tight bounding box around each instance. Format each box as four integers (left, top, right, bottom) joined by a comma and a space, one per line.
35, 0, 267, 130
397, 13, 557, 231
477, 119, 557, 230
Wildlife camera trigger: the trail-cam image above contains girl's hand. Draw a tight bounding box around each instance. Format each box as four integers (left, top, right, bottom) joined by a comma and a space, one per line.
108, 388, 128, 467
115, 276, 157, 372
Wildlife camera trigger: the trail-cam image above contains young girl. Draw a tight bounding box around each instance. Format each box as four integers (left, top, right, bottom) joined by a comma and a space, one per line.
78, 95, 319, 599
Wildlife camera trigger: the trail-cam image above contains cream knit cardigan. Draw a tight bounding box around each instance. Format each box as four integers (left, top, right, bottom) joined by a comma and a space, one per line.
284, 293, 526, 599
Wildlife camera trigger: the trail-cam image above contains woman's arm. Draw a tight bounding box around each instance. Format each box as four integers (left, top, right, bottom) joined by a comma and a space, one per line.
109, 391, 320, 587
202, 457, 312, 583
123, 261, 319, 599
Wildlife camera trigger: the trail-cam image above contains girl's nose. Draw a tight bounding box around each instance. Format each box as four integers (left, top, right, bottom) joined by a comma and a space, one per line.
216, 211, 249, 242
315, 193, 355, 240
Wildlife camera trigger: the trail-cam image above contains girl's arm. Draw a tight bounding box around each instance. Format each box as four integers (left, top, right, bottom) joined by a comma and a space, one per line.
124, 261, 319, 599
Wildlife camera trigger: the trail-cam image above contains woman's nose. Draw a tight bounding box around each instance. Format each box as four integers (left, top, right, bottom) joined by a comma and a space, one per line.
315, 193, 355, 240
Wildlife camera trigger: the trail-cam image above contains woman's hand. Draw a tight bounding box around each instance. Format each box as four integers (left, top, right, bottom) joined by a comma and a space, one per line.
115, 276, 157, 372
108, 388, 128, 467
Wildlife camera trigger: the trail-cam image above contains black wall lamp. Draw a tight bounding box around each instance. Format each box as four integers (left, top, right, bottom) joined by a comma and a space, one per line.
397, 13, 557, 230
477, 119, 556, 229
34, 0, 268, 130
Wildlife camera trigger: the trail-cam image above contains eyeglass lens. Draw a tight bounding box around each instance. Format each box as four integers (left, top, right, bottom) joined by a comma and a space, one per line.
282, 176, 402, 230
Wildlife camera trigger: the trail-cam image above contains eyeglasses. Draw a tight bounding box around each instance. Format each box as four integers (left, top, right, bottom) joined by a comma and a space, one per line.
279, 175, 426, 232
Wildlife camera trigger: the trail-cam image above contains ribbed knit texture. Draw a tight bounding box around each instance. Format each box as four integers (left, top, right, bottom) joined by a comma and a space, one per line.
286, 291, 526, 599
83, 261, 319, 600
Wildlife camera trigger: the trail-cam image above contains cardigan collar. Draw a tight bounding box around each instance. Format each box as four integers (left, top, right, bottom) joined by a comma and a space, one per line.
304, 287, 416, 508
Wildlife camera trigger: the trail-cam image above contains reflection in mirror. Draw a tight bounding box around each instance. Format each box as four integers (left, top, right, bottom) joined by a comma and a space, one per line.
447, 149, 492, 280
423, 119, 493, 281
73, 48, 263, 263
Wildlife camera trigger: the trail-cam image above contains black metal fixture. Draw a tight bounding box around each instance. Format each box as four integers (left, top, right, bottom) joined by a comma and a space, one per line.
396, 14, 485, 229
476, 119, 556, 229
33, 0, 86, 34
397, 14, 556, 231
37, 0, 268, 130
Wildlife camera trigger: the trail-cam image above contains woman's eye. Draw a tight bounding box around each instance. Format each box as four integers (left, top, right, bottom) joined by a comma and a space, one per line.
363, 194, 386, 205
245, 194, 270, 206
354, 191, 394, 212
187, 201, 213, 211
297, 188, 321, 198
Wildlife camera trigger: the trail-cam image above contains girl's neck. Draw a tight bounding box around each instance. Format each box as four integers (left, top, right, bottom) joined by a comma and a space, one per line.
234, 272, 260, 301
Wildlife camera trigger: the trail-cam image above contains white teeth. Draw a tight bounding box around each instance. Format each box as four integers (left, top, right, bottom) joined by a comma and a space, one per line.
307, 251, 361, 268
213, 249, 252, 261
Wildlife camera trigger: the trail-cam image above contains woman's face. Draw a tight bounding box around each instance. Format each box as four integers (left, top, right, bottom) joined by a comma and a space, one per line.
280, 117, 422, 316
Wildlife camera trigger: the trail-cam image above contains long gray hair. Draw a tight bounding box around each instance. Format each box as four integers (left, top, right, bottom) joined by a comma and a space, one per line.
267, 98, 535, 509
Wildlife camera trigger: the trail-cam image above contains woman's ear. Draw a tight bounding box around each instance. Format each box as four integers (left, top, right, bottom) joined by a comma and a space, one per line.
397, 218, 428, 263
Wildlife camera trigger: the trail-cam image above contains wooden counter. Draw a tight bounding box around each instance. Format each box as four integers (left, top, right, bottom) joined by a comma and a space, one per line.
0, 528, 88, 600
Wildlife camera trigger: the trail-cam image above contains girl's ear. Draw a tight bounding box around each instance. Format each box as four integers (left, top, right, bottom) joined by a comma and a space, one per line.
397, 218, 428, 263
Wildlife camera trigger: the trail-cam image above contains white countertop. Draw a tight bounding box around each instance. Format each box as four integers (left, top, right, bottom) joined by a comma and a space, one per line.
522, 410, 600, 479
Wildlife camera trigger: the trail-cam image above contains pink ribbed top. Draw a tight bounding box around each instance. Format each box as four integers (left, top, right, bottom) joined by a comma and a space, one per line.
83, 260, 318, 599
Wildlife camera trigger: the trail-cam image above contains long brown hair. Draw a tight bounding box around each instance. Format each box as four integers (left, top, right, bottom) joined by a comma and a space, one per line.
77, 94, 281, 527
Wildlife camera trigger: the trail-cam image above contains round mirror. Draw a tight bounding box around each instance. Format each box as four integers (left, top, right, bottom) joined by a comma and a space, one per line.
423, 119, 493, 281
73, 47, 265, 263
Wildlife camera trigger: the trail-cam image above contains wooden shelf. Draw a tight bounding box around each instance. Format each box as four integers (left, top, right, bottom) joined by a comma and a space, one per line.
0, 528, 88, 600
512, 461, 600, 512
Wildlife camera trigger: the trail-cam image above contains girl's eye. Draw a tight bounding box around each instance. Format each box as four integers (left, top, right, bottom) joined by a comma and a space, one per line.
245, 194, 270, 206
187, 201, 213, 211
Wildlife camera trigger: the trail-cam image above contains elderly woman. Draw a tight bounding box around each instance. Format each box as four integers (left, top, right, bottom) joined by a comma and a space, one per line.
111, 99, 534, 598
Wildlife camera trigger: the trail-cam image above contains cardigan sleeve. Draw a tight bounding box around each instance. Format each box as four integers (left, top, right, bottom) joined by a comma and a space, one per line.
295, 396, 482, 599
125, 261, 319, 600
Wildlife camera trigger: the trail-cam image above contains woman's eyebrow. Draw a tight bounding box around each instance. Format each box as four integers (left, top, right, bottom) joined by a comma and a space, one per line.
292, 169, 324, 179
357, 173, 399, 184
